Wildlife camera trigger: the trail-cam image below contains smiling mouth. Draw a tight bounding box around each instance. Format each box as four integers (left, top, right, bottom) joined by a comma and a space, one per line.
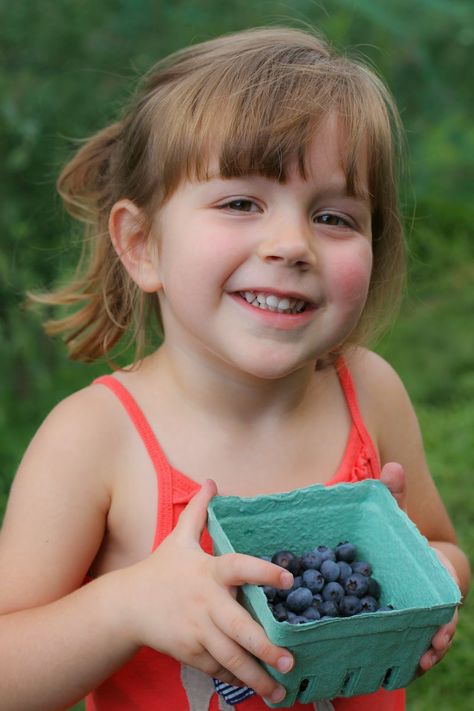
238, 291, 310, 314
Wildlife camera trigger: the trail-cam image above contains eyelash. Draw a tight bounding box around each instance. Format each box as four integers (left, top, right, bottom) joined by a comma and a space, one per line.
218, 199, 260, 213
314, 213, 353, 228
217, 200, 354, 228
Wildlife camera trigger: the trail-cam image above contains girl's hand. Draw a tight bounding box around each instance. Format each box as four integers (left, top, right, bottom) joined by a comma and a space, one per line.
379, 461, 407, 511
119, 479, 293, 705
418, 547, 459, 674
418, 608, 458, 674
379, 463, 458, 676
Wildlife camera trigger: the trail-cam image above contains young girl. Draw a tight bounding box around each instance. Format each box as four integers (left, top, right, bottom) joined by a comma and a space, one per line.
0, 27, 469, 711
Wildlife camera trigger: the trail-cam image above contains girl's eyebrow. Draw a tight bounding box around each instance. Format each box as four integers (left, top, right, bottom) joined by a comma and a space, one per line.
200, 173, 371, 205
317, 184, 371, 204
299, 174, 371, 205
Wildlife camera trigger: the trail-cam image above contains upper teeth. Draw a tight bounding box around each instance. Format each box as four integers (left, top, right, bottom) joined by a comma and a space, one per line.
241, 291, 306, 313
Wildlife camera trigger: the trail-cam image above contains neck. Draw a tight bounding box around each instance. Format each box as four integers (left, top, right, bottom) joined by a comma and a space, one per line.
144, 343, 324, 425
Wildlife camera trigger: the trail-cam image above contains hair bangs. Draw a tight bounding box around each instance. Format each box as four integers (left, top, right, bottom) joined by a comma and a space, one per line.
156, 52, 398, 208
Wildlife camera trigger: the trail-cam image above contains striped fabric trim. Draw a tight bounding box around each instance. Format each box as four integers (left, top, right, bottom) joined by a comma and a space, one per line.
213, 679, 256, 704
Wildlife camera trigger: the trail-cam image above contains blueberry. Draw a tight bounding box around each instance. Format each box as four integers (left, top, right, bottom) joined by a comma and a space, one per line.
286, 587, 313, 613
312, 593, 323, 609
302, 569, 325, 594
303, 606, 321, 621
272, 602, 288, 621
260, 555, 272, 562
359, 596, 379, 613
351, 560, 372, 577
272, 550, 301, 575
315, 545, 336, 563
344, 573, 369, 598
335, 542, 357, 563
287, 613, 308, 625
367, 577, 381, 599
322, 582, 345, 605
300, 550, 323, 570
336, 561, 352, 582
275, 573, 301, 601
320, 560, 340, 582
262, 586, 278, 602
319, 600, 339, 617
340, 595, 363, 617
265, 544, 385, 624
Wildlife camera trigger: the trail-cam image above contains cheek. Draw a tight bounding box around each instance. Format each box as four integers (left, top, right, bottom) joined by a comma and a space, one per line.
161, 226, 246, 294
331, 247, 373, 305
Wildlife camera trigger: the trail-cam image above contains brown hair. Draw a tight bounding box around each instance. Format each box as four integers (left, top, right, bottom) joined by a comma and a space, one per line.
31, 26, 406, 362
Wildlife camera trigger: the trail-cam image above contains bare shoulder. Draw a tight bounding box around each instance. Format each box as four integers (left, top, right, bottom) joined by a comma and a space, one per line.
0, 381, 128, 610
14, 381, 128, 487
343, 348, 458, 545
343, 346, 407, 396
342, 347, 427, 474
342, 347, 414, 438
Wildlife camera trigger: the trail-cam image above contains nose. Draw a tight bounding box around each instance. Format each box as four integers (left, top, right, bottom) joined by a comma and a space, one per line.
256, 220, 317, 270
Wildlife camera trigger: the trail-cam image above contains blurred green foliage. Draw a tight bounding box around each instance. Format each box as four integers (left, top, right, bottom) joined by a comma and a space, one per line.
1, 1, 473, 709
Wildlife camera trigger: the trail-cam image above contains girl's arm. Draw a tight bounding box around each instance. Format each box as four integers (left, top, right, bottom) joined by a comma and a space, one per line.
0, 390, 294, 710
359, 351, 470, 598
353, 350, 470, 675
0, 389, 137, 709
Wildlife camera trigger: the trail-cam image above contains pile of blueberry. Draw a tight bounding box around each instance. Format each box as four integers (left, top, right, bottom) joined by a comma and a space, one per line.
260, 542, 393, 624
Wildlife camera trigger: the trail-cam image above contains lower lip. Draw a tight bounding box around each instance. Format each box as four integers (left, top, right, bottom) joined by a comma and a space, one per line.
230, 294, 317, 329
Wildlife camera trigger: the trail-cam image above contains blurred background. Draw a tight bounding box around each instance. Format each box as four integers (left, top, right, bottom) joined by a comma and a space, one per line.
1, 1, 473, 708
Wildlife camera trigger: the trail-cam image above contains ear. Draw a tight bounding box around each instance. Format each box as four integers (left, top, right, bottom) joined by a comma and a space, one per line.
108, 199, 162, 293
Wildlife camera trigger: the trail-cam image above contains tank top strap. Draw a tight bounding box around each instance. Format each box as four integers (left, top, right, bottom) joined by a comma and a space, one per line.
335, 356, 380, 474
93, 375, 174, 545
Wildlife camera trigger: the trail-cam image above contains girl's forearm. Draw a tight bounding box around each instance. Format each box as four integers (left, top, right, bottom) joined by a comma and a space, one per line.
429, 540, 471, 600
0, 569, 137, 711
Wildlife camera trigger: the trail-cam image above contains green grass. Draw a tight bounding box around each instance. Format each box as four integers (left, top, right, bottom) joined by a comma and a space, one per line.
405, 403, 474, 709
377, 266, 474, 710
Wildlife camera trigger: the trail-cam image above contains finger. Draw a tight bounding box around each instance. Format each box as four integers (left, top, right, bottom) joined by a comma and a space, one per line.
212, 668, 246, 687
214, 553, 294, 589
418, 612, 458, 672
203, 622, 288, 704
418, 648, 438, 672
430, 613, 457, 653
210, 595, 294, 674
181, 651, 248, 690
380, 462, 406, 510
175, 479, 218, 542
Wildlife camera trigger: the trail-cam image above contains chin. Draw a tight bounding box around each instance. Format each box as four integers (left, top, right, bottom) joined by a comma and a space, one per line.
231, 351, 317, 381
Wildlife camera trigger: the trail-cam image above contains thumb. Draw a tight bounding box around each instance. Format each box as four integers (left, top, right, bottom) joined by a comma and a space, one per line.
175, 478, 218, 542
380, 462, 407, 511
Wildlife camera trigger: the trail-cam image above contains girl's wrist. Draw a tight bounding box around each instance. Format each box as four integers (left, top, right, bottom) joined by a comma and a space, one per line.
94, 567, 144, 656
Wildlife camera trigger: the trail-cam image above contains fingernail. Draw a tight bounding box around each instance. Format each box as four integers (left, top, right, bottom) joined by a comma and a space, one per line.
277, 656, 293, 673
270, 685, 286, 702
427, 651, 437, 668
280, 571, 293, 587
443, 634, 452, 647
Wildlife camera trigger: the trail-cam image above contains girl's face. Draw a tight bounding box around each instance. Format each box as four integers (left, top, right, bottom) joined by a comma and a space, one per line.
151, 115, 373, 380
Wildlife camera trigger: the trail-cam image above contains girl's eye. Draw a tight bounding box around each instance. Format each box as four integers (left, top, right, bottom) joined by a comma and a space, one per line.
220, 199, 259, 213
314, 213, 351, 228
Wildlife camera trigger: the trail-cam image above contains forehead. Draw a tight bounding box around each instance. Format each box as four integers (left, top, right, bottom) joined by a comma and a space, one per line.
302, 114, 370, 199
202, 111, 370, 201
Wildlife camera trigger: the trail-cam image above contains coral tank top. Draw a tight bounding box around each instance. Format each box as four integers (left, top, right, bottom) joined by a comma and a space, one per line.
85, 359, 405, 711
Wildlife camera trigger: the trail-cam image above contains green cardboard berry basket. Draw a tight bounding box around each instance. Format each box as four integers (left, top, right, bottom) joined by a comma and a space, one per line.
207, 480, 460, 707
